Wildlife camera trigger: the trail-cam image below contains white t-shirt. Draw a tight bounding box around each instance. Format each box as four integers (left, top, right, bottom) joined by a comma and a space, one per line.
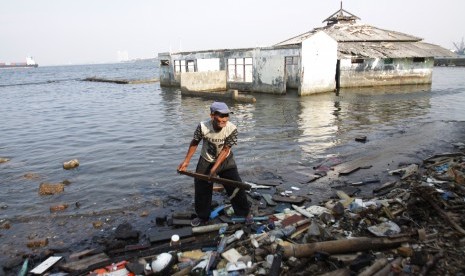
193, 120, 238, 163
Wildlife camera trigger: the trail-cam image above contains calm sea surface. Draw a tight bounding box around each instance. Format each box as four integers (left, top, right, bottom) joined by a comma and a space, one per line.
0, 62, 464, 243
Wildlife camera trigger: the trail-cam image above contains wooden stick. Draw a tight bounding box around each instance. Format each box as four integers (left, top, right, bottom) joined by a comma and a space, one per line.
177, 170, 251, 190
358, 258, 388, 276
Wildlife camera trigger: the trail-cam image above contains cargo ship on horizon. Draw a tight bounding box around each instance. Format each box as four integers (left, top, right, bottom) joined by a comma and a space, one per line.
0, 57, 38, 68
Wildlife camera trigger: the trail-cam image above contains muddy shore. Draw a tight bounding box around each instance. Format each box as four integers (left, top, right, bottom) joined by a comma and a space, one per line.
1, 120, 464, 275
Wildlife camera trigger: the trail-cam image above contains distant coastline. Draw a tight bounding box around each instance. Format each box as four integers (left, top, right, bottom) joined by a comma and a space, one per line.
434, 56, 465, 67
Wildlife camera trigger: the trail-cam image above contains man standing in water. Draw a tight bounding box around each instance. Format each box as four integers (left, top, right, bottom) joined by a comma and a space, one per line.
178, 102, 251, 226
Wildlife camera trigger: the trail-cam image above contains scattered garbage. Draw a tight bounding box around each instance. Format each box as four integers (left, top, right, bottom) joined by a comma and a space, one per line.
3, 151, 465, 275
367, 220, 401, 237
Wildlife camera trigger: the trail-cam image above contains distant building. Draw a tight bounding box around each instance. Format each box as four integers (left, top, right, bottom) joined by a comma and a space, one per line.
158, 5, 455, 95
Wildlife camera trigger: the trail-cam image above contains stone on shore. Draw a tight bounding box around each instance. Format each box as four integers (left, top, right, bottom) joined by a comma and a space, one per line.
38, 182, 65, 195
63, 159, 79, 170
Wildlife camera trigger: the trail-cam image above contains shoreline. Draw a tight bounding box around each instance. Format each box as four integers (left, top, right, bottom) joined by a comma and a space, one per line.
1, 120, 464, 274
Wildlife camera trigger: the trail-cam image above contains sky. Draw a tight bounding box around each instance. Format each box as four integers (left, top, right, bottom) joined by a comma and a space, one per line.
1, 0, 464, 66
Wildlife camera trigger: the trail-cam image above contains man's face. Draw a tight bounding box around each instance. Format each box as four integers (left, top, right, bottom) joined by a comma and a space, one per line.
211, 112, 229, 130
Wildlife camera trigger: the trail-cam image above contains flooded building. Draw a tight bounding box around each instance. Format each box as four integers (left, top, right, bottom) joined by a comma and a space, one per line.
158, 5, 454, 96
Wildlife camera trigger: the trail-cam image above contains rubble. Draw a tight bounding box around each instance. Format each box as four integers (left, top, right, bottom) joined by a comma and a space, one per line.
3, 151, 465, 275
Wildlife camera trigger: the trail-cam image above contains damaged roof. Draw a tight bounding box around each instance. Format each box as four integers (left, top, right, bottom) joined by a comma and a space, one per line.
338, 41, 456, 59
275, 15, 456, 58
275, 23, 422, 46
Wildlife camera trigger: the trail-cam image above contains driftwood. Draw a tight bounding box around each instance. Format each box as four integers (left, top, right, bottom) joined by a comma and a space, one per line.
83, 77, 159, 84
319, 268, 351, 276
60, 253, 110, 272
177, 170, 251, 190
372, 257, 402, 276
358, 257, 389, 276
282, 236, 413, 258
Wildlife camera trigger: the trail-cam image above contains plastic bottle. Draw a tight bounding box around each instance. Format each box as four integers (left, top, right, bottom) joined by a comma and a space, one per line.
177, 259, 196, 270
269, 225, 296, 239
217, 235, 227, 253
170, 234, 180, 247
191, 259, 208, 276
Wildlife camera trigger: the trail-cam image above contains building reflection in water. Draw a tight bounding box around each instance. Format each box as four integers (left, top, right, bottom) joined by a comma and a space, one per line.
297, 84, 432, 161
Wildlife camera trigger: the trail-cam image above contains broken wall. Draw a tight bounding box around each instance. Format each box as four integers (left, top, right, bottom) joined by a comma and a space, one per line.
180, 71, 227, 92
339, 57, 434, 87
159, 51, 226, 87
158, 52, 175, 86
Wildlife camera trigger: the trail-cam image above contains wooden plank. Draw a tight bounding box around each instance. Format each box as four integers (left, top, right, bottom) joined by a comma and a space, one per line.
337, 159, 372, 175
149, 227, 193, 243
373, 181, 398, 194
172, 218, 192, 226
177, 170, 251, 190
272, 195, 306, 204
262, 194, 277, 206
69, 248, 102, 261
292, 204, 315, 218
281, 214, 305, 227
60, 253, 109, 272
290, 222, 311, 239
254, 181, 280, 187
30, 256, 62, 274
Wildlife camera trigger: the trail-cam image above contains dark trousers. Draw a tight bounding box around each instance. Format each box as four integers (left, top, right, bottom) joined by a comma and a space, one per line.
194, 154, 250, 220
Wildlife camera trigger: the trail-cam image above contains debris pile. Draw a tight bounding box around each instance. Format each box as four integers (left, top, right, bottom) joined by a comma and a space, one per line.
5, 152, 465, 275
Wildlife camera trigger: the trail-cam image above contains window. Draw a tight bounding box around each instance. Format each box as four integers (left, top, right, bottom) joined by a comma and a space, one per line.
351, 58, 364, 64
228, 58, 253, 82
384, 58, 393, 64
186, 60, 195, 72
413, 57, 425, 63
285, 56, 299, 65
160, 60, 169, 66
174, 60, 186, 74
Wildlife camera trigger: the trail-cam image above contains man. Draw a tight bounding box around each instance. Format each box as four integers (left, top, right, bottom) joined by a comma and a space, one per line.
178, 101, 251, 226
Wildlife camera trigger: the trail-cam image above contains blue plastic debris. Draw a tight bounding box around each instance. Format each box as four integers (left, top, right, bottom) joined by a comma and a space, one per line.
210, 205, 226, 220
434, 164, 449, 174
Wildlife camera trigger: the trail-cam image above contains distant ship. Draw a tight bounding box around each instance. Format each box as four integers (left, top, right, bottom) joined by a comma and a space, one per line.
0, 57, 38, 68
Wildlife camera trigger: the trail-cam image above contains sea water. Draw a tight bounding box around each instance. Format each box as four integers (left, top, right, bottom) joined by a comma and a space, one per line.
0, 62, 464, 261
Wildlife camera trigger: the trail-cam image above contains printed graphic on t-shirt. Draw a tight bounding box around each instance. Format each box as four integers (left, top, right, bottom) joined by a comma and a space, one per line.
206, 141, 218, 157
193, 120, 238, 163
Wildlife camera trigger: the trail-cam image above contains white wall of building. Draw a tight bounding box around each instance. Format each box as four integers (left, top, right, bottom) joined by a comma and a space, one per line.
197, 58, 220, 72
299, 31, 337, 95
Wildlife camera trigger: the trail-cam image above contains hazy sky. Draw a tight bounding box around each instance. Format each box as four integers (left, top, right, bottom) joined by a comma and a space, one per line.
1, 0, 464, 66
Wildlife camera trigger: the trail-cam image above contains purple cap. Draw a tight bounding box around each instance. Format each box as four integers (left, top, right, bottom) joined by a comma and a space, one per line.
210, 102, 231, 114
